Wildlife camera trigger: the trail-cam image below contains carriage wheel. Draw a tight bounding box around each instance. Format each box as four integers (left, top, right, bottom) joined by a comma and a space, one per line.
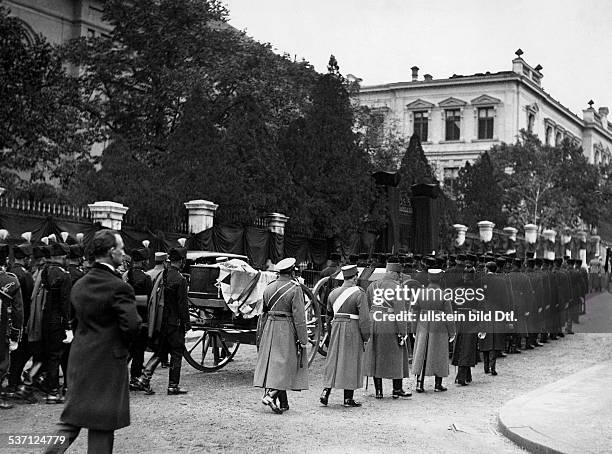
183, 328, 240, 372
301, 284, 323, 366
312, 276, 331, 357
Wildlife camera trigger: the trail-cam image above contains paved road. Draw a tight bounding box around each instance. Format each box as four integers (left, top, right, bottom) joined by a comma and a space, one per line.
3, 292, 612, 453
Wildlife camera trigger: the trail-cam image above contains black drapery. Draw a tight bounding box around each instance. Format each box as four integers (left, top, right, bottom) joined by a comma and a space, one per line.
0, 212, 330, 268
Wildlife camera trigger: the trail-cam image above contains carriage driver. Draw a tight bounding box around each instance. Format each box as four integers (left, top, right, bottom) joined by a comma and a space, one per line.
253, 258, 309, 414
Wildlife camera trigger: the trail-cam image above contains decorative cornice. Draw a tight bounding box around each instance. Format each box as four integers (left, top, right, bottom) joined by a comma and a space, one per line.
405, 99, 435, 110
438, 97, 467, 108
470, 94, 502, 106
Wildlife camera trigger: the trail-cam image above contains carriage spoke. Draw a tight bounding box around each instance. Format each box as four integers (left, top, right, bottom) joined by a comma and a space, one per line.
188, 333, 204, 355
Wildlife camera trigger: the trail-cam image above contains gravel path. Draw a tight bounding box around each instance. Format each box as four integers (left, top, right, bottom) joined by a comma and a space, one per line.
3, 293, 612, 454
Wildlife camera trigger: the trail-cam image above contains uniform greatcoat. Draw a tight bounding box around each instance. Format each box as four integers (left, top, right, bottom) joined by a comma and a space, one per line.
253, 276, 308, 390
478, 273, 507, 352
60, 263, 141, 431
412, 284, 456, 377
323, 282, 370, 390
362, 274, 411, 379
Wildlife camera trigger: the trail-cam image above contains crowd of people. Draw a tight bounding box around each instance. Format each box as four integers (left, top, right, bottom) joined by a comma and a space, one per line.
0, 230, 597, 451
254, 251, 591, 413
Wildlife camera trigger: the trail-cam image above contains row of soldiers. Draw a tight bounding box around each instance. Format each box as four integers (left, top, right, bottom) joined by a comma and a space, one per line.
255, 252, 589, 412
0, 239, 192, 410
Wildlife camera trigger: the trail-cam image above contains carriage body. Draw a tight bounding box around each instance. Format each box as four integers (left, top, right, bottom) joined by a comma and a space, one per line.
183, 251, 322, 372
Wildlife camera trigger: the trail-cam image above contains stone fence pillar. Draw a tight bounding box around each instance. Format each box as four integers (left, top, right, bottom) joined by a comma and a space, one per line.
267, 213, 289, 235
88, 201, 129, 230
184, 200, 218, 234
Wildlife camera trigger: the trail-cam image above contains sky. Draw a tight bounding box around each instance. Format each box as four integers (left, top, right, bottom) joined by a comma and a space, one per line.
222, 0, 612, 117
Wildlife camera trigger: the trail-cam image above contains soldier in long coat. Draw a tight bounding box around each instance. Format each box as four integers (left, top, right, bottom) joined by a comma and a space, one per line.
478, 262, 507, 375
320, 265, 370, 407
46, 230, 141, 454
254, 258, 308, 414
0, 244, 24, 410
363, 261, 411, 399
6, 243, 34, 397
451, 267, 480, 386
412, 269, 456, 392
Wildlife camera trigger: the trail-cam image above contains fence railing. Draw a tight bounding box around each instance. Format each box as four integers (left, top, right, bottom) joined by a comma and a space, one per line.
0, 196, 92, 221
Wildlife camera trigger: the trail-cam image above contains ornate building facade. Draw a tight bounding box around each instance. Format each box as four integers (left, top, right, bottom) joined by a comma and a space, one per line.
4, 0, 111, 44
357, 50, 612, 189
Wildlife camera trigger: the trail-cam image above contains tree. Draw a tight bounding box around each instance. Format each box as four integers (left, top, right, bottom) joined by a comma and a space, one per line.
0, 6, 97, 198
279, 56, 381, 237
453, 131, 612, 232
63, 0, 318, 226
454, 151, 507, 227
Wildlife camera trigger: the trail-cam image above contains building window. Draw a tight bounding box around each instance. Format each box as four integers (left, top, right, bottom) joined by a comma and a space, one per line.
545, 126, 552, 146
477, 107, 494, 139
443, 167, 459, 193
445, 109, 461, 141
555, 131, 562, 146
527, 113, 535, 133
413, 111, 428, 142
87, 28, 96, 38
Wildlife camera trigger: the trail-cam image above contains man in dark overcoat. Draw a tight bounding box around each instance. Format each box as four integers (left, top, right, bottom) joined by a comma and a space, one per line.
137, 247, 190, 395
320, 265, 370, 407
451, 266, 480, 386
45, 229, 141, 454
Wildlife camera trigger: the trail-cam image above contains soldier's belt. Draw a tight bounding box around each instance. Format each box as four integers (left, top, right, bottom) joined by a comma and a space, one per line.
372, 306, 394, 313
335, 313, 359, 320
268, 310, 292, 318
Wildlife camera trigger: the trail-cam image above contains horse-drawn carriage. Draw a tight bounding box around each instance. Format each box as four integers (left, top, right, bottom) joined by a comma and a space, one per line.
182, 252, 323, 372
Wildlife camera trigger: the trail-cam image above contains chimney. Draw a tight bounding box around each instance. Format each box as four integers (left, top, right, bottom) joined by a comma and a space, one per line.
411, 66, 419, 82
424, 74, 433, 82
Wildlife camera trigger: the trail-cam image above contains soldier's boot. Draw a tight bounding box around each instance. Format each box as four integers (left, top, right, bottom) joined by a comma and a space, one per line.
343, 389, 362, 407
0, 398, 13, 410
490, 352, 498, 376
262, 389, 282, 414
434, 376, 447, 392
373, 377, 384, 398
319, 388, 331, 406
45, 389, 64, 404
15, 384, 37, 404
540, 333, 549, 343
392, 379, 411, 398
167, 384, 188, 395
525, 335, 535, 349
277, 391, 289, 411
456, 366, 468, 386
566, 320, 575, 335
483, 351, 491, 374
466, 367, 473, 384
136, 356, 161, 395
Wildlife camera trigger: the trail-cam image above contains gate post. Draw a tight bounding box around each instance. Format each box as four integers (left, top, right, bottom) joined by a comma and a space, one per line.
88, 201, 129, 230
184, 200, 218, 234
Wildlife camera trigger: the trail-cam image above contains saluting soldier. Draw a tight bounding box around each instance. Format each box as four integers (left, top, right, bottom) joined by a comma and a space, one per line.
254, 258, 308, 414
363, 258, 411, 399
137, 247, 190, 395
6, 243, 34, 398
0, 244, 24, 410
41, 242, 73, 404
320, 264, 370, 407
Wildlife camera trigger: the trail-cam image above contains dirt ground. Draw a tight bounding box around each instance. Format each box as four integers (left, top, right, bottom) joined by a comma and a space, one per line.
3, 293, 612, 454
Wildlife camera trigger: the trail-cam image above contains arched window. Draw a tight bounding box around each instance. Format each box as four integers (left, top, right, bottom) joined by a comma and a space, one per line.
545, 126, 552, 145
527, 113, 535, 133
